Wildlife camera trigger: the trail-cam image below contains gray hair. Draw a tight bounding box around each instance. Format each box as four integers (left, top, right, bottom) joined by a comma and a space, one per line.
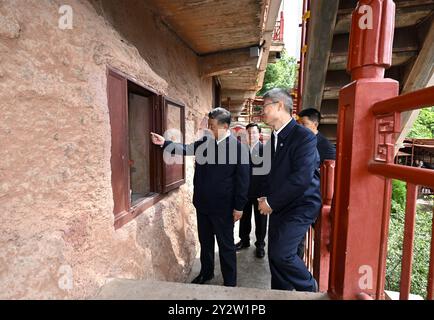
208, 107, 231, 126
263, 88, 293, 114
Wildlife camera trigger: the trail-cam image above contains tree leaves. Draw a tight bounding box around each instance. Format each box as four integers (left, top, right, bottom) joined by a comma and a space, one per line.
257, 49, 298, 96
408, 107, 434, 139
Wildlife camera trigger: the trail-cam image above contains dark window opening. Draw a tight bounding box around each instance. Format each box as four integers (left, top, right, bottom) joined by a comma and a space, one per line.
128, 84, 155, 205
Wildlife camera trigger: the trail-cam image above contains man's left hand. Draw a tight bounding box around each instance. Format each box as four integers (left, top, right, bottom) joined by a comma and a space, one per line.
258, 197, 273, 215
233, 210, 243, 222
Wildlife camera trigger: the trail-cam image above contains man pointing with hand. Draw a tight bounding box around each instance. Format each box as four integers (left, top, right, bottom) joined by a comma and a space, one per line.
151, 107, 249, 287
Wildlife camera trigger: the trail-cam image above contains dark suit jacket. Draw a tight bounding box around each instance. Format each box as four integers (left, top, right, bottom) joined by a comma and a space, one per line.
163, 135, 250, 215
264, 119, 322, 217
317, 132, 336, 164
248, 142, 267, 199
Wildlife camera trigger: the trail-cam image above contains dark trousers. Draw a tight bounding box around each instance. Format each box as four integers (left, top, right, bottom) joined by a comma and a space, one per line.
268, 205, 319, 292
297, 220, 318, 260
239, 198, 268, 248
197, 212, 236, 286
297, 235, 306, 260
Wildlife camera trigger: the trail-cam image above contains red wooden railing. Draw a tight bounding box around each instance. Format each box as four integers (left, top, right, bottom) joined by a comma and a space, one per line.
302, 0, 434, 300
272, 11, 285, 42
369, 86, 434, 300
303, 160, 335, 292
296, 0, 310, 111
314, 160, 335, 291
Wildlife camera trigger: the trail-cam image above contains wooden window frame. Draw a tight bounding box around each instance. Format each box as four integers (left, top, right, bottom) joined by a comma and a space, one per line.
107, 67, 186, 229
161, 96, 186, 193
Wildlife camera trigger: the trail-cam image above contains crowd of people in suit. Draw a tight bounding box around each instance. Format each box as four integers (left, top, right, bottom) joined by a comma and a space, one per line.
150, 88, 336, 292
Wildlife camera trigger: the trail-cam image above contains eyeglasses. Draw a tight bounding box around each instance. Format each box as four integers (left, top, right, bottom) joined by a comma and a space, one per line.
263, 101, 279, 108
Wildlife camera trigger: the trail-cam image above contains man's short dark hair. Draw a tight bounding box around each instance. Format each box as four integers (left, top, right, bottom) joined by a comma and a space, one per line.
263, 88, 293, 114
246, 123, 261, 133
298, 108, 321, 124
208, 107, 231, 126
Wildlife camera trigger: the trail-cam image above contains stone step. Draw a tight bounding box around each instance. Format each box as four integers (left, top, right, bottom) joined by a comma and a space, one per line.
93, 279, 330, 300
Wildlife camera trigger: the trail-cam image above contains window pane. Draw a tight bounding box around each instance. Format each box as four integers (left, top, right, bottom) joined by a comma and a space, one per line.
166, 103, 183, 143
128, 93, 152, 204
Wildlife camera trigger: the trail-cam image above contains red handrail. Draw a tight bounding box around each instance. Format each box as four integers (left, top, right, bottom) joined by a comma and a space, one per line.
368, 163, 434, 188
369, 85, 434, 300
400, 183, 418, 300
372, 86, 434, 115
325, 0, 433, 300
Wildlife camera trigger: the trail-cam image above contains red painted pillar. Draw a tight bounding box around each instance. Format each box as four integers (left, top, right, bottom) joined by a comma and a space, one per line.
328, 0, 399, 300
297, 0, 310, 111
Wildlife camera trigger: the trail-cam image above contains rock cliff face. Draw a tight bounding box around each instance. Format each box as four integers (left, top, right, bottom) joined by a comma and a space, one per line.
0, 0, 211, 299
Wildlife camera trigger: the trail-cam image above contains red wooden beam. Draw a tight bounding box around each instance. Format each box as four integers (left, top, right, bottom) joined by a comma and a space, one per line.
372, 86, 434, 115
399, 183, 418, 300
297, 0, 310, 110
368, 162, 434, 188
376, 179, 393, 300
328, 0, 398, 300
313, 160, 335, 292
347, 0, 395, 81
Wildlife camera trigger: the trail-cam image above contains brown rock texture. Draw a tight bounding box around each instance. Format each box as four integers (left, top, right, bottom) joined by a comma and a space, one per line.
0, 0, 212, 299
0, 9, 20, 39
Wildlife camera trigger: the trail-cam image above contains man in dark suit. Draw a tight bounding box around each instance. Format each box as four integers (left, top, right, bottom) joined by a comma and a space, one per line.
150, 107, 250, 287
258, 88, 321, 292
298, 108, 336, 164
235, 123, 268, 258
296, 108, 336, 259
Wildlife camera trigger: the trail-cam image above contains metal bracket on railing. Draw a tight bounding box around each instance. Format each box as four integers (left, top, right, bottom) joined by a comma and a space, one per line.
374, 112, 400, 163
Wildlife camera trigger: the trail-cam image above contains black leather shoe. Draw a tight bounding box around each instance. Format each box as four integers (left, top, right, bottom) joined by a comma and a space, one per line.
235, 241, 250, 251
256, 247, 265, 258
191, 274, 214, 284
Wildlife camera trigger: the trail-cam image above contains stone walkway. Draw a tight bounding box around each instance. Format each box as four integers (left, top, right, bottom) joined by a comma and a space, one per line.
95, 217, 329, 300
95, 279, 328, 300
186, 220, 271, 289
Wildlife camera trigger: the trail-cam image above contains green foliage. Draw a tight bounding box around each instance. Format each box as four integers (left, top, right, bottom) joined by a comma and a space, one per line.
390, 180, 406, 217
257, 49, 298, 96
408, 107, 434, 139
386, 180, 433, 298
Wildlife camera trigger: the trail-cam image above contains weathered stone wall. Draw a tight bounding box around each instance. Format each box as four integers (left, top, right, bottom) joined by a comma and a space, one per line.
0, 0, 212, 299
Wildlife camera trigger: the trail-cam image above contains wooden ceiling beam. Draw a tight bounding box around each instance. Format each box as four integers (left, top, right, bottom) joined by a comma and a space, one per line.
335, 1, 434, 34
329, 51, 418, 71
301, 0, 340, 111
220, 89, 257, 102
199, 48, 259, 78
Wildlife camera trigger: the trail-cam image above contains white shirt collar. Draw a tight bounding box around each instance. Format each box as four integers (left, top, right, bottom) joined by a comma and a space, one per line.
216, 130, 231, 145
249, 140, 260, 151
274, 118, 293, 136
